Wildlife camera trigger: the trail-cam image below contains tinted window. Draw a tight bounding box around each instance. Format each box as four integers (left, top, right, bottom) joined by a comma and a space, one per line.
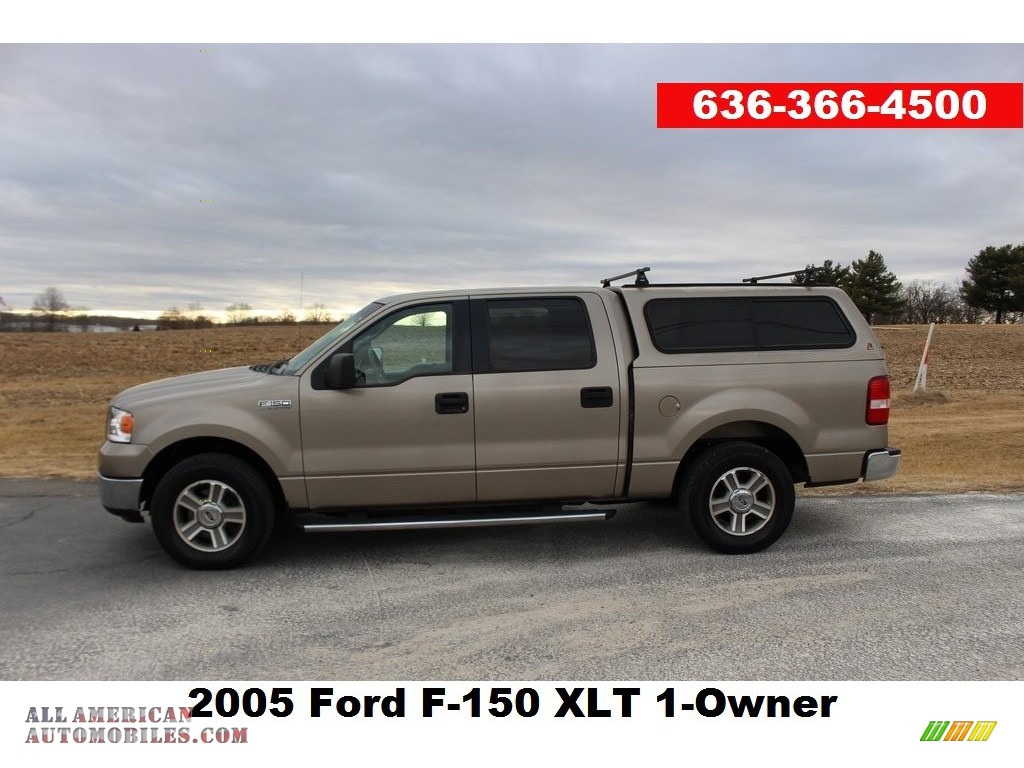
644, 298, 754, 352
486, 298, 595, 372
645, 297, 853, 353
753, 298, 854, 348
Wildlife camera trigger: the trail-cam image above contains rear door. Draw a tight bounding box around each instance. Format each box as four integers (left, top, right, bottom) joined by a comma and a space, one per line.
470, 293, 624, 502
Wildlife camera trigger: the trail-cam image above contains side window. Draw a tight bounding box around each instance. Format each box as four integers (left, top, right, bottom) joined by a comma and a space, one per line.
752, 299, 854, 348
645, 297, 854, 353
484, 297, 595, 372
645, 298, 753, 352
350, 303, 453, 386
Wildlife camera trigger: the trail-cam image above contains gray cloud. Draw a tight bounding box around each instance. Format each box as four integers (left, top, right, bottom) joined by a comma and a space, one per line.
2, 44, 1022, 316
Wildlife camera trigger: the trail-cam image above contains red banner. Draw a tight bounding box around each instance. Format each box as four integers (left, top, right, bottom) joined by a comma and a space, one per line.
657, 82, 1024, 129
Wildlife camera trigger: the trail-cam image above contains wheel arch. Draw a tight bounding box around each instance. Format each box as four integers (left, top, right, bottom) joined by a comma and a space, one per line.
670, 420, 809, 500
140, 437, 286, 514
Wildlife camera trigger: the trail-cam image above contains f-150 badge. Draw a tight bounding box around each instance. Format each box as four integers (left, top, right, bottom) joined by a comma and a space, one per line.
258, 399, 293, 409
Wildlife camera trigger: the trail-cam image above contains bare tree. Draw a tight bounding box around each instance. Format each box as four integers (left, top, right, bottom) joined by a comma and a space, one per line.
951, 297, 986, 323
158, 306, 186, 330
187, 302, 213, 328
899, 281, 958, 324
305, 303, 333, 323
225, 302, 253, 325
32, 286, 71, 331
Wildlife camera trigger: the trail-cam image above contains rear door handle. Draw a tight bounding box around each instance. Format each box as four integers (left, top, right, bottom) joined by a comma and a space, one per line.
435, 392, 470, 414
580, 386, 614, 408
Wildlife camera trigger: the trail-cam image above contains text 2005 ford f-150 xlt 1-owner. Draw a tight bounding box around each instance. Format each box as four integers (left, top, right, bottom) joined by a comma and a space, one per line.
98, 268, 900, 569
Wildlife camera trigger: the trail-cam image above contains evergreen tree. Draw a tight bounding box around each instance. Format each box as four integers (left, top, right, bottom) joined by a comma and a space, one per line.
792, 259, 851, 288
1010, 258, 1024, 320
845, 250, 903, 323
960, 244, 1024, 323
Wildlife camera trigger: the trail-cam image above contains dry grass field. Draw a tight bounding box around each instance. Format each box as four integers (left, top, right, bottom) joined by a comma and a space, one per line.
0, 323, 1021, 492
851, 324, 1024, 494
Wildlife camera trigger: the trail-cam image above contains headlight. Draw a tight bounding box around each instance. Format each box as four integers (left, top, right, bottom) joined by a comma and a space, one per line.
107, 406, 134, 444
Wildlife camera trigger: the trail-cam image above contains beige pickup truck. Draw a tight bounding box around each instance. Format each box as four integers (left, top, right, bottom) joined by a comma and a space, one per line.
99, 268, 900, 569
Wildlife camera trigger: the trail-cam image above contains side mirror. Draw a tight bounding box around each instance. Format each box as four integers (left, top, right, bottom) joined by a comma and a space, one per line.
326, 352, 357, 389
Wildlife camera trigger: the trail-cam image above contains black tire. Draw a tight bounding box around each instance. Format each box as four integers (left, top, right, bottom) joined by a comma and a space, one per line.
150, 453, 276, 569
680, 441, 794, 554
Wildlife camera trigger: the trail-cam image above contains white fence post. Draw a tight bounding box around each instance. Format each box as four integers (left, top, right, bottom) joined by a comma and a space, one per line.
913, 322, 935, 392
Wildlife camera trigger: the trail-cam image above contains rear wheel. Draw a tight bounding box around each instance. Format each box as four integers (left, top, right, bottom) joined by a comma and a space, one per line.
681, 442, 794, 554
151, 453, 276, 569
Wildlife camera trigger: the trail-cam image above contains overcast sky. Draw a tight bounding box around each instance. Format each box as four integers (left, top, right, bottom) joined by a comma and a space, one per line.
2, 44, 1022, 318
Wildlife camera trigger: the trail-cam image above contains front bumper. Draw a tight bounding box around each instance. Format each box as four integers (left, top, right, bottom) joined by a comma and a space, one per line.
98, 474, 145, 522
863, 448, 902, 482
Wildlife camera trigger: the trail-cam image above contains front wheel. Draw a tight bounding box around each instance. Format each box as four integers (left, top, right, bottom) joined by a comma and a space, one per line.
151, 453, 276, 569
680, 442, 794, 554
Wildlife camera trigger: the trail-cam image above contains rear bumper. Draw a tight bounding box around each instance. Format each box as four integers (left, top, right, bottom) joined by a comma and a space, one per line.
863, 448, 902, 482
98, 474, 145, 522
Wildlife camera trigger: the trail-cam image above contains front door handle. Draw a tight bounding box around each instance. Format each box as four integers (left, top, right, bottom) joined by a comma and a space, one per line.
580, 386, 614, 408
435, 392, 470, 414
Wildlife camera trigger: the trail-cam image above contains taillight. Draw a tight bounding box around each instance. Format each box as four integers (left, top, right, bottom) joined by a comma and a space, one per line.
866, 376, 890, 426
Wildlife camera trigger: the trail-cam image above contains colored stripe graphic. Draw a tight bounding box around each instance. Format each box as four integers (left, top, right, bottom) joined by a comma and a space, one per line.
920, 720, 996, 742
944, 721, 973, 741
968, 722, 997, 741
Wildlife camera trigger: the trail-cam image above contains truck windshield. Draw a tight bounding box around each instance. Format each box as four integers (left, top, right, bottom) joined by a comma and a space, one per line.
280, 302, 383, 375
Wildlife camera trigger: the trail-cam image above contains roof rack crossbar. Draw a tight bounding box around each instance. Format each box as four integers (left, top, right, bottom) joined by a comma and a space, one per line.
601, 267, 651, 288
743, 267, 820, 284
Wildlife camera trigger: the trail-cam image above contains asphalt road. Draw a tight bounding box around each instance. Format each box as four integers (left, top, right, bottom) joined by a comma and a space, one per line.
1, 479, 1021, 681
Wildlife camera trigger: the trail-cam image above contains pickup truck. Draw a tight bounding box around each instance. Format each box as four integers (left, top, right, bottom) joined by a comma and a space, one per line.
98, 268, 901, 569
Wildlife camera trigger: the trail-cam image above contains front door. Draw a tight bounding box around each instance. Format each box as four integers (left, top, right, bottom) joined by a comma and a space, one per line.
300, 299, 476, 509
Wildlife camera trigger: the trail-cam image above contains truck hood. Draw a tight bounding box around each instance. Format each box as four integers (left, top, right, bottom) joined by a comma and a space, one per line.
112, 366, 275, 409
